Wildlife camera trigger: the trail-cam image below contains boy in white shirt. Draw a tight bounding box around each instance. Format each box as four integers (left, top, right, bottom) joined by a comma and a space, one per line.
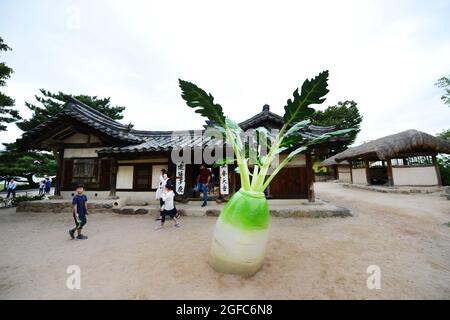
155, 183, 180, 230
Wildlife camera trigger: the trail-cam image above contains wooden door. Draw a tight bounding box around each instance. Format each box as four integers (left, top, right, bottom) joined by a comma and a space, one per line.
268, 166, 308, 199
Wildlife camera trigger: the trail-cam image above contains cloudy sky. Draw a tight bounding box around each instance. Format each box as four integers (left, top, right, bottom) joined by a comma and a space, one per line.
1, 0, 449, 147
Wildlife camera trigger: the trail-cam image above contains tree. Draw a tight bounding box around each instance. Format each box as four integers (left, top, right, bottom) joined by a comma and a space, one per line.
0, 36, 21, 131
16, 89, 129, 132
0, 143, 56, 187
437, 128, 450, 140
436, 129, 450, 186
435, 75, 450, 106
310, 100, 363, 155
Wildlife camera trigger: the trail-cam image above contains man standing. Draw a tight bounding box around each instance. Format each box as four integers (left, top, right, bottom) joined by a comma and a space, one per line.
6, 178, 17, 198
196, 164, 211, 207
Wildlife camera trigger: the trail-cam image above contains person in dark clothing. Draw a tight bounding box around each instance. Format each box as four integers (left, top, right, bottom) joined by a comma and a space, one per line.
195, 164, 211, 207
69, 184, 88, 240
44, 178, 52, 194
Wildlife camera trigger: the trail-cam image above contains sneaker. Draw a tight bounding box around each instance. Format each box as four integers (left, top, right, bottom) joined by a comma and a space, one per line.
76, 234, 88, 240
154, 224, 164, 230
201, 202, 207, 207
69, 229, 75, 240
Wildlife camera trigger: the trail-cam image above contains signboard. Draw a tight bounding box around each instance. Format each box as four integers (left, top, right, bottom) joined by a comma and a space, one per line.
175, 162, 186, 195
220, 165, 229, 195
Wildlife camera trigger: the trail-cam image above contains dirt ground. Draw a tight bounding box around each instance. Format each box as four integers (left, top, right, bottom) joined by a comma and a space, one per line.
0, 182, 449, 299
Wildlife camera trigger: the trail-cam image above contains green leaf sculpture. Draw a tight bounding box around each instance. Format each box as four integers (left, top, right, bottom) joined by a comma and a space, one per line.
179, 71, 355, 276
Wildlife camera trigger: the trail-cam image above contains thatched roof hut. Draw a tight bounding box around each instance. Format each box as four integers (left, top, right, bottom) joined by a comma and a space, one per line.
327, 129, 449, 187
334, 129, 450, 161
322, 155, 349, 166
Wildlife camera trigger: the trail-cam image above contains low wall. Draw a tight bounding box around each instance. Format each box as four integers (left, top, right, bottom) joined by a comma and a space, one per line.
61, 191, 109, 200
16, 200, 117, 213
116, 191, 156, 202
392, 166, 439, 186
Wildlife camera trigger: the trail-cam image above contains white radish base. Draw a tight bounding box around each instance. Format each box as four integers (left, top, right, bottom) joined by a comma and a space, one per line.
208, 217, 269, 276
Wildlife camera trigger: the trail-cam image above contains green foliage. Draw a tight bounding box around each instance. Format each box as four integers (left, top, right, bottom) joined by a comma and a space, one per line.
437, 155, 450, 186
435, 75, 450, 106
436, 128, 450, 140
0, 143, 56, 185
0, 36, 21, 131
435, 130, 449, 186
311, 100, 363, 154
179, 71, 356, 192
283, 71, 329, 125
178, 79, 226, 127
16, 89, 128, 131
10, 194, 45, 206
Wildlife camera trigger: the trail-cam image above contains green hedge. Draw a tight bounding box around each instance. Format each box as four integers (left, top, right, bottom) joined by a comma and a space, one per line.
0, 194, 45, 207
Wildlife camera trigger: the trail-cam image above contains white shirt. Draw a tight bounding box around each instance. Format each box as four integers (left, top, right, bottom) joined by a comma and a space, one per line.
155, 174, 168, 199
161, 190, 175, 211
8, 181, 17, 190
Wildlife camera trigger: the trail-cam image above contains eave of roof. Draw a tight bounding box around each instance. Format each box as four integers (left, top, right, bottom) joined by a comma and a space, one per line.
333, 129, 450, 161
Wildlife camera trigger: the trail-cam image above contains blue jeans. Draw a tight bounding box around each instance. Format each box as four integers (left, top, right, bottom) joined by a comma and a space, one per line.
195, 183, 208, 204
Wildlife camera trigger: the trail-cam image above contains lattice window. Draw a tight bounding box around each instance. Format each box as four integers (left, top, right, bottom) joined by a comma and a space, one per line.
391, 156, 433, 166
72, 158, 98, 184
351, 160, 365, 169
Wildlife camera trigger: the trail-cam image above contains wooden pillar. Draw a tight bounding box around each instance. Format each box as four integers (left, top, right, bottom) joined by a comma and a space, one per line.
349, 160, 353, 183
109, 157, 118, 198
432, 155, 442, 186
53, 147, 64, 196
386, 158, 394, 187
306, 150, 315, 202
364, 160, 370, 185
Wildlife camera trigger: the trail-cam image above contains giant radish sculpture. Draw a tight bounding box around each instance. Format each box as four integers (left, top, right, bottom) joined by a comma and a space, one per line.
179, 71, 354, 276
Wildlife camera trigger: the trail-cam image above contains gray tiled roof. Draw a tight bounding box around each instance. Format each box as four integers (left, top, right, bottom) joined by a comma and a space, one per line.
21, 96, 142, 144
20, 98, 338, 154
98, 107, 337, 154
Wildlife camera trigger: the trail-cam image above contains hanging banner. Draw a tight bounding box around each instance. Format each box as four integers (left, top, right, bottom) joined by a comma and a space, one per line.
175, 162, 186, 195
220, 165, 229, 195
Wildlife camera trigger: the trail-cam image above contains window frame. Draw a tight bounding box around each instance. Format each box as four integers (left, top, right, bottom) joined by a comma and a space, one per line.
70, 157, 99, 186
132, 164, 153, 191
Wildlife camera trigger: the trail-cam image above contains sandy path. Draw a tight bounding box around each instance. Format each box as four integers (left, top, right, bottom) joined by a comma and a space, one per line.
0, 182, 449, 299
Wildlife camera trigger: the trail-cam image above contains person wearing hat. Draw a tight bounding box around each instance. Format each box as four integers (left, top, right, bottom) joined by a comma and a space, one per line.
155, 183, 180, 230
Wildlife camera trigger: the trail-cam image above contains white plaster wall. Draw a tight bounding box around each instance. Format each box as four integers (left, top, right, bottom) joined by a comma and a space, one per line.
338, 172, 352, 182
116, 166, 134, 189
277, 154, 306, 167
90, 134, 101, 143
352, 168, 367, 185
392, 166, 438, 186
63, 133, 89, 143
61, 191, 109, 199
63, 133, 101, 144
116, 191, 157, 202
64, 148, 98, 158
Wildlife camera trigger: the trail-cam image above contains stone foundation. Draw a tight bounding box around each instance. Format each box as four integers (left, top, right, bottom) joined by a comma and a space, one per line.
15, 198, 351, 218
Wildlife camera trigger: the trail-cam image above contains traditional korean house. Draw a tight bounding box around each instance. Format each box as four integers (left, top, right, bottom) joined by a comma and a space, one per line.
327, 130, 450, 186
17, 98, 340, 202
321, 155, 351, 182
